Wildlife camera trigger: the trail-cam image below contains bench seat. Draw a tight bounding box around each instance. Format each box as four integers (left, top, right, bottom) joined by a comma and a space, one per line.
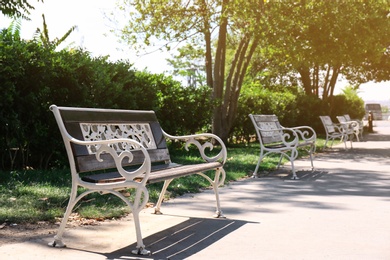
82, 161, 223, 184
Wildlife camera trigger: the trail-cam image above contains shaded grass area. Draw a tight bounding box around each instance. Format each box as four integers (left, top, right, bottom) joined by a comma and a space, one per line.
0, 138, 330, 224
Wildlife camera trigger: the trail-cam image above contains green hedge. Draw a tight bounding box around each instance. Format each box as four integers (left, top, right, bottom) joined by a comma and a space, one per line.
0, 28, 365, 171
230, 82, 365, 143
0, 29, 212, 170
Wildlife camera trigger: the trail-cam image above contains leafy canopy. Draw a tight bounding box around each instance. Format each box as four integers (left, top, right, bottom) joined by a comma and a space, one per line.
1, 0, 43, 19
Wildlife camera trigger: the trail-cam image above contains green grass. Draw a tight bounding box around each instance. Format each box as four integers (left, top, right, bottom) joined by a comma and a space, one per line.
0, 138, 331, 224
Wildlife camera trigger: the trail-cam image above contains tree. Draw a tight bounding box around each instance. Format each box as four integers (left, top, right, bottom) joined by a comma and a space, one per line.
34, 14, 77, 50
252, 1, 390, 101
116, 0, 265, 142
0, 0, 43, 19
166, 44, 206, 87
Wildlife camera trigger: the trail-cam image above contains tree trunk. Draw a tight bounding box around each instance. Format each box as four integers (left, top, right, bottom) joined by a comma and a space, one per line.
298, 66, 312, 95
212, 0, 228, 141
200, 0, 213, 89
210, 0, 264, 142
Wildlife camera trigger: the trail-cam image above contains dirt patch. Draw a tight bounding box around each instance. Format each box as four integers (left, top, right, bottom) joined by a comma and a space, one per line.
0, 214, 108, 246
0, 222, 59, 246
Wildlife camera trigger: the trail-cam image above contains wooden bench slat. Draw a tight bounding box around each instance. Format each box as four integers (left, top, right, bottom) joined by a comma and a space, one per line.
148, 162, 222, 183
81, 161, 222, 184
75, 149, 171, 173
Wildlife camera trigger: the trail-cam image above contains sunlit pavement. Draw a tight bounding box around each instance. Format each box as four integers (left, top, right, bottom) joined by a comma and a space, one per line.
1, 121, 390, 260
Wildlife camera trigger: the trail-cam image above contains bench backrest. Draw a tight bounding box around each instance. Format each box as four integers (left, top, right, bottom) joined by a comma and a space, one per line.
319, 116, 337, 134
344, 114, 352, 121
336, 115, 347, 124
249, 114, 283, 144
51, 105, 170, 173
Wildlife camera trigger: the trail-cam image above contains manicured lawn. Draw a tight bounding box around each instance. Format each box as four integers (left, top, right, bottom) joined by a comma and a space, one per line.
0, 139, 329, 224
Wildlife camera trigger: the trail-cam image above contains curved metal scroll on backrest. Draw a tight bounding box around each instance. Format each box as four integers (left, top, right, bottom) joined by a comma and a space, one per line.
54, 106, 170, 173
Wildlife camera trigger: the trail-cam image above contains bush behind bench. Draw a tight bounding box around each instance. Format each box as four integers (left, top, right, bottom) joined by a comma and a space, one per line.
0, 29, 364, 171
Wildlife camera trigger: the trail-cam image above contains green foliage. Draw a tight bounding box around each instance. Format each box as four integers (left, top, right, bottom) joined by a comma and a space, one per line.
33, 14, 77, 51
116, 0, 389, 142
251, 0, 390, 98
337, 86, 365, 119
330, 95, 365, 121
231, 81, 363, 142
0, 0, 42, 19
0, 138, 331, 223
232, 82, 300, 143
167, 44, 206, 87
0, 29, 212, 170
117, 0, 266, 141
156, 82, 213, 135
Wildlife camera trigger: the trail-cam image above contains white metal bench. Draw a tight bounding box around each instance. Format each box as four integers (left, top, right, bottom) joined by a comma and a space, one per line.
249, 114, 316, 180
49, 105, 227, 255
336, 115, 361, 142
319, 116, 352, 149
344, 114, 364, 140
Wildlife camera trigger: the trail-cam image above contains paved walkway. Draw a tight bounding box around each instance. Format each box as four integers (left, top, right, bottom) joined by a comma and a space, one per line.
2, 121, 390, 259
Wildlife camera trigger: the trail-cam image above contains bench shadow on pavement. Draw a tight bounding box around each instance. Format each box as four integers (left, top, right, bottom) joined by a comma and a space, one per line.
105, 217, 255, 260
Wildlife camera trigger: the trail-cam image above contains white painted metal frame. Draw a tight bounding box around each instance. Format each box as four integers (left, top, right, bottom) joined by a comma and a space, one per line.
336, 115, 360, 141
319, 116, 352, 149
49, 105, 152, 255
249, 114, 316, 180
344, 114, 364, 140
157, 131, 227, 218
49, 105, 227, 255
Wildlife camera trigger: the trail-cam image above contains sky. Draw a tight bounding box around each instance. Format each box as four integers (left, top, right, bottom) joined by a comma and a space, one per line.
1, 0, 389, 103
0, 0, 170, 73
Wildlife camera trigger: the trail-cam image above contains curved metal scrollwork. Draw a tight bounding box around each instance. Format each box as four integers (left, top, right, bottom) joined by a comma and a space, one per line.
80, 123, 157, 154
163, 131, 227, 164
95, 143, 150, 182
71, 138, 151, 183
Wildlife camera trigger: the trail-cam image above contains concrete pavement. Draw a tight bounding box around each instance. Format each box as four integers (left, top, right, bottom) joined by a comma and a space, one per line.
1, 121, 390, 259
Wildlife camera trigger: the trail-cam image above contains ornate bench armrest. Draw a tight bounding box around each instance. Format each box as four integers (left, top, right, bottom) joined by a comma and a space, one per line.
332, 123, 348, 133
256, 126, 300, 148
289, 126, 317, 143
343, 120, 359, 128
70, 137, 151, 185
337, 121, 357, 134
162, 131, 227, 164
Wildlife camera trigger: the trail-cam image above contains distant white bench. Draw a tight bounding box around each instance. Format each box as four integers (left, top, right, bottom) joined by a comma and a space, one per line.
319, 116, 353, 149
343, 114, 364, 141
249, 114, 316, 179
49, 105, 227, 255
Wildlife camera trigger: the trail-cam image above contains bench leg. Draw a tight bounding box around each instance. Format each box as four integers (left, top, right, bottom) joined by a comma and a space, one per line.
345, 134, 353, 149
277, 155, 283, 169
101, 188, 151, 255
48, 186, 94, 248
211, 168, 225, 218
49, 183, 151, 256
290, 160, 298, 180
355, 132, 360, 142
154, 179, 173, 215
288, 149, 299, 180
309, 145, 315, 170
124, 186, 150, 256
197, 168, 226, 218
252, 151, 266, 178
